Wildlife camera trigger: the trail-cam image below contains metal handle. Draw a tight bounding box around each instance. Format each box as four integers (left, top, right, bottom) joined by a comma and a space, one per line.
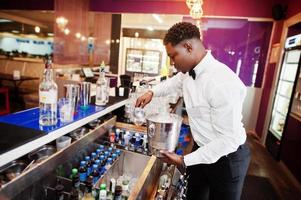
148, 123, 155, 138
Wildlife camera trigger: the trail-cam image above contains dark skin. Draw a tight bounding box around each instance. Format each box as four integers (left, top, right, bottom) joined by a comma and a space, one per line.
135, 38, 207, 173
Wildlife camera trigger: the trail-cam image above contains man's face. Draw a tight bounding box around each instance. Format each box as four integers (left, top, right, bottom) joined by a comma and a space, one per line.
165, 41, 194, 73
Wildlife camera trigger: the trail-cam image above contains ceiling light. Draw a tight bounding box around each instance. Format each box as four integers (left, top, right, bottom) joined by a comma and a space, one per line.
105, 40, 110, 44
134, 32, 139, 38
35, 26, 40, 33
56, 16, 68, 30
12, 30, 19, 34
75, 32, 81, 38
147, 26, 154, 31
190, 1, 203, 19
64, 28, 70, 35
186, 0, 201, 9
152, 14, 163, 24
0, 19, 13, 23
47, 33, 54, 36
81, 36, 86, 41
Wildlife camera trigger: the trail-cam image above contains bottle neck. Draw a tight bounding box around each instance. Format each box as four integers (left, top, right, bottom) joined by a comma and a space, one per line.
99, 67, 105, 79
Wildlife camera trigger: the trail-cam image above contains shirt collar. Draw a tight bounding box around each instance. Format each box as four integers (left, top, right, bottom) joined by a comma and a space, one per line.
192, 50, 213, 79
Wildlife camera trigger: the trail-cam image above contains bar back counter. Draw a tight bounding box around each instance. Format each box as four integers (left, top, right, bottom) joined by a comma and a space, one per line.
0, 97, 175, 200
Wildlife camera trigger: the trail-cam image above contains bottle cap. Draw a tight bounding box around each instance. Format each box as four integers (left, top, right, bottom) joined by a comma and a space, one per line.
93, 164, 98, 169
100, 183, 106, 190
72, 168, 78, 175
85, 156, 90, 160
80, 161, 86, 166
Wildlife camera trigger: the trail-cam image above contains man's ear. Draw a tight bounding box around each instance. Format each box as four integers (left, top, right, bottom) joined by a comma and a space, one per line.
183, 41, 193, 53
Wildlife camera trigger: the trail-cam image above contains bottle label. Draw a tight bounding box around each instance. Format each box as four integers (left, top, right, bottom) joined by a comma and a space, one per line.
96, 85, 107, 103
39, 90, 57, 104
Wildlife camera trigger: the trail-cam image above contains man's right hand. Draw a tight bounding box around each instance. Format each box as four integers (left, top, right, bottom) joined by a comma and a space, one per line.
135, 91, 153, 108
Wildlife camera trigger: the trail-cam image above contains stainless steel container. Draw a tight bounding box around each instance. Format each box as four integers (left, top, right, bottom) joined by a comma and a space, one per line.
28, 145, 56, 164
0, 160, 27, 184
146, 113, 182, 157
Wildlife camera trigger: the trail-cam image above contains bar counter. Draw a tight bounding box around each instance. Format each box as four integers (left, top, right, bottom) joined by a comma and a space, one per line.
0, 97, 128, 168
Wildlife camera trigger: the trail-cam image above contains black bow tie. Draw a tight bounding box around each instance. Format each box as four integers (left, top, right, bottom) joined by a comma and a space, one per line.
189, 69, 196, 80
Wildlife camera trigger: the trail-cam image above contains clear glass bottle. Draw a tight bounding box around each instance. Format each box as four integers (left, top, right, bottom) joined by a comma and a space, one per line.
95, 61, 109, 106
39, 58, 58, 126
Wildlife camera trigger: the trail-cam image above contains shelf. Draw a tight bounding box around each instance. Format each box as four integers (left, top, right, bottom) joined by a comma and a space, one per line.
279, 79, 295, 83
275, 110, 287, 118
276, 93, 291, 100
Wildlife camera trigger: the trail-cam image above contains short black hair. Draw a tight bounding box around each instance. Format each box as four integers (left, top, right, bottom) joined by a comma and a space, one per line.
163, 22, 200, 46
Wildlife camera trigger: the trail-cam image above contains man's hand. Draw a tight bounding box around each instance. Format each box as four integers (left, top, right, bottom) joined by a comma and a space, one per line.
160, 150, 186, 174
135, 91, 153, 108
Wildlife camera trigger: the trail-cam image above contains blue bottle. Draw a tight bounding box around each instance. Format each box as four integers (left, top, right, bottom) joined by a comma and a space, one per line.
104, 151, 109, 159
99, 144, 104, 150
108, 147, 113, 155
96, 148, 101, 157
107, 157, 113, 165
85, 156, 92, 176
92, 164, 100, 184
112, 153, 117, 161
91, 152, 97, 163
116, 149, 121, 156
79, 161, 87, 182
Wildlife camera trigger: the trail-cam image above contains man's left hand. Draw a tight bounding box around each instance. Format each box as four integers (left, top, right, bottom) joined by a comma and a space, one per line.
160, 150, 186, 174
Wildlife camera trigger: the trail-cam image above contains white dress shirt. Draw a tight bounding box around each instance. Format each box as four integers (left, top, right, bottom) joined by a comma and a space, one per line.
152, 51, 247, 166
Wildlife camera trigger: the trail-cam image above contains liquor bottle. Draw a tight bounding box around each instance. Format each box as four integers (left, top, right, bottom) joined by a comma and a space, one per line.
70, 168, 83, 200
79, 161, 87, 182
159, 164, 172, 191
113, 185, 123, 200
92, 164, 100, 184
98, 183, 107, 200
39, 58, 58, 126
95, 61, 109, 106
85, 156, 93, 176
82, 176, 94, 200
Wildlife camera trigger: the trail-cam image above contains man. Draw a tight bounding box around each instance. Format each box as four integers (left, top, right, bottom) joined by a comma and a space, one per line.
136, 22, 250, 200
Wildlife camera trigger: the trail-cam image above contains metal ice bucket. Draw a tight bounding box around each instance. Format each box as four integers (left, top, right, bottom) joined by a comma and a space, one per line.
146, 113, 182, 157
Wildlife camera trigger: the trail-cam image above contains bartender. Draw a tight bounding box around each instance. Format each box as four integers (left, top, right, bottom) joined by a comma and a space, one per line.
135, 22, 250, 200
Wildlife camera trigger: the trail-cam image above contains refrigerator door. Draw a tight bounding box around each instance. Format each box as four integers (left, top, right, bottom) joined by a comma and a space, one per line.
269, 49, 301, 139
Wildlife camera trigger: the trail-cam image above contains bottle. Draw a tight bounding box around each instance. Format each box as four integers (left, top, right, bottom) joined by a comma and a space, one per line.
113, 185, 123, 200
92, 164, 100, 184
115, 129, 120, 144
109, 178, 116, 197
121, 180, 130, 199
39, 58, 58, 126
82, 176, 94, 200
70, 168, 83, 200
98, 183, 107, 200
91, 152, 97, 164
95, 61, 109, 106
159, 164, 172, 191
79, 161, 87, 182
54, 179, 64, 200
85, 156, 93, 176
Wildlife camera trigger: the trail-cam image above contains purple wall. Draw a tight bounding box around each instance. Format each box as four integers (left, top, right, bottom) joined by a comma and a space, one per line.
185, 18, 273, 87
